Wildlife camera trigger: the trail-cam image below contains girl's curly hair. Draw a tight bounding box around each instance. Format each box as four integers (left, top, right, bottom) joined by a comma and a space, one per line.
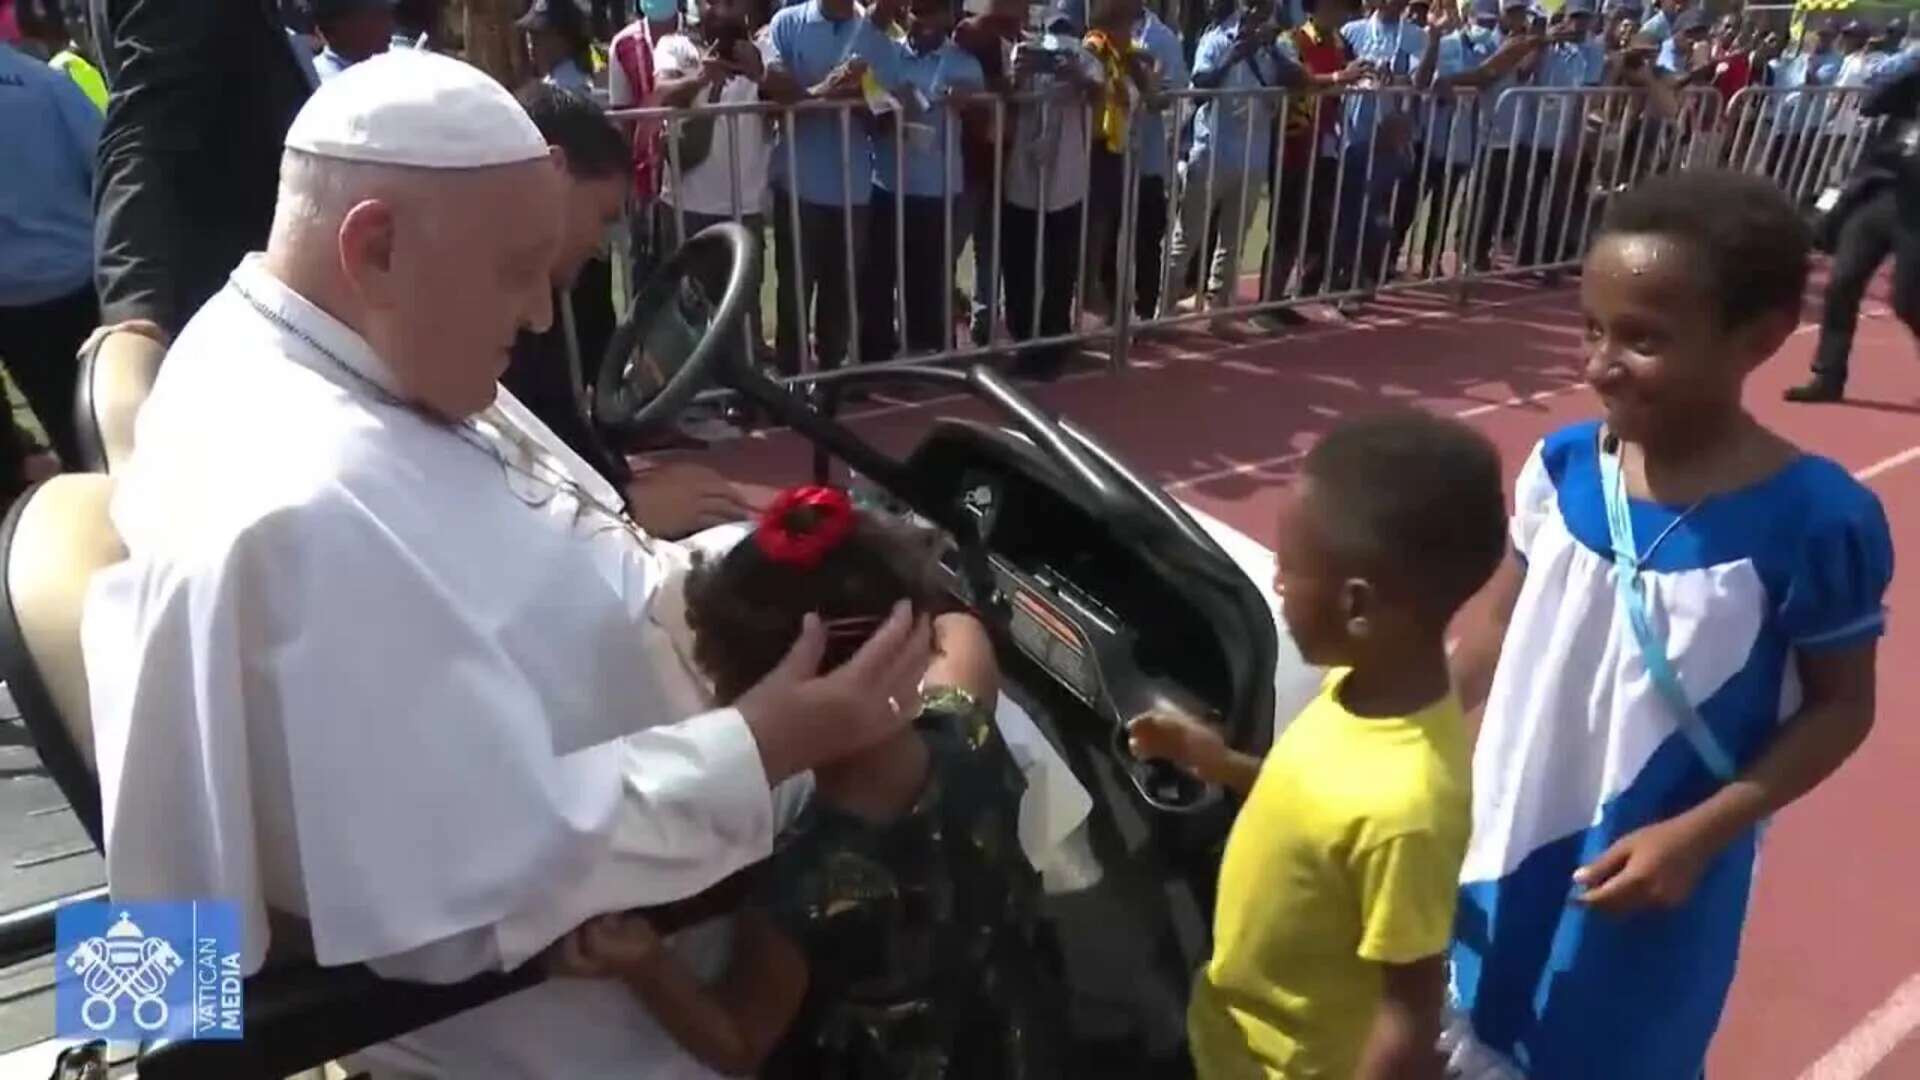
684, 501, 949, 704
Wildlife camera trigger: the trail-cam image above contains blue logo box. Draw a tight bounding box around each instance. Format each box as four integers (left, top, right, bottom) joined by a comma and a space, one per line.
54, 900, 244, 1042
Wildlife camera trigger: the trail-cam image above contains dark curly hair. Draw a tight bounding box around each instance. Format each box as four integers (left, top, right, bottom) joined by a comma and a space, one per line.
1595, 170, 1811, 332
1303, 410, 1508, 624
685, 503, 949, 704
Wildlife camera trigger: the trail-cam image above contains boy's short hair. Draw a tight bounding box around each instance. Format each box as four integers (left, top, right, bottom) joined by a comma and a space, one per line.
1303, 411, 1507, 622
1597, 170, 1810, 331
513, 83, 630, 182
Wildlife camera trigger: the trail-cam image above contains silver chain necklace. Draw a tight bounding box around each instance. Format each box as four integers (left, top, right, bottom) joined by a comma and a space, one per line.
1604, 432, 1704, 570
227, 279, 650, 547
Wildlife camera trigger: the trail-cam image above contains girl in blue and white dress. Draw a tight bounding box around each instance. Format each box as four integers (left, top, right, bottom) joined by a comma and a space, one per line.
1443, 170, 1895, 1080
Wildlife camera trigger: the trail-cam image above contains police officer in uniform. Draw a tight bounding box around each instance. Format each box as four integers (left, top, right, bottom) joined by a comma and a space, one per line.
1787, 40, 1920, 402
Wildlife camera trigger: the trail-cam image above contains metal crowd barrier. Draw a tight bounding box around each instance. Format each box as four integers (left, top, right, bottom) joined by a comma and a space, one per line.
585, 79, 1861, 393
1722, 83, 1875, 208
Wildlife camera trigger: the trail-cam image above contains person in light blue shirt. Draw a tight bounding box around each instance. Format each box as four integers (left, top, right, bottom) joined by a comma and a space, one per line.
1767, 23, 1843, 190
1653, 5, 1707, 76
1406, 0, 1531, 276
1170, 0, 1305, 312
1636, 0, 1684, 45
0, 39, 100, 474
1514, 0, 1604, 267
1460, 0, 1542, 269
1331, 0, 1425, 295
857, 0, 984, 361
312, 0, 394, 81
1090, 4, 1186, 321
760, 0, 903, 370
1867, 35, 1920, 89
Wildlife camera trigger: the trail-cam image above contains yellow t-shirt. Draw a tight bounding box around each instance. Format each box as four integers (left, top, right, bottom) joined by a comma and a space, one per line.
1188, 670, 1471, 1079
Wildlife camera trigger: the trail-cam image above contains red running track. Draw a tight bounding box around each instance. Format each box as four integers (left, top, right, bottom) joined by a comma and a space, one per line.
682, 273, 1920, 1079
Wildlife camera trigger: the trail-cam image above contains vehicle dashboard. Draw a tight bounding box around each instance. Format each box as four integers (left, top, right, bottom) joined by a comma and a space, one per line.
889, 420, 1252, 814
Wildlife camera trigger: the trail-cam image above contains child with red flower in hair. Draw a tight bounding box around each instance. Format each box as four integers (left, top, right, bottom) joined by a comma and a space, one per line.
547, 486, 1060, 1079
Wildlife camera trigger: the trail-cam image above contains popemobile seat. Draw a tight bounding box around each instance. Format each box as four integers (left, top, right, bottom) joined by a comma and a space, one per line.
73, 327, 165, 474
0, 476, 539, 1079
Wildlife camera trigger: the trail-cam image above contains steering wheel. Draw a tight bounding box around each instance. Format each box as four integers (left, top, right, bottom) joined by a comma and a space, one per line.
593, 222, 761, 440
592, 223, 1276, 814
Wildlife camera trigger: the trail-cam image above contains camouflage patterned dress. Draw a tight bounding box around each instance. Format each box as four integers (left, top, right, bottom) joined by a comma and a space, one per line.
758, 686, 1062, 1079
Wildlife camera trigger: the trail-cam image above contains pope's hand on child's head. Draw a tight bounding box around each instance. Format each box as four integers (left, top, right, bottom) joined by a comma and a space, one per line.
736, 601, 934, 781
1126, 710, 1227, 777
1572, 816, 1715, 914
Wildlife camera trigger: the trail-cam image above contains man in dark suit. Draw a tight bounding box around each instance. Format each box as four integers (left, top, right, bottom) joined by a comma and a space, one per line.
89, 0, 316, 343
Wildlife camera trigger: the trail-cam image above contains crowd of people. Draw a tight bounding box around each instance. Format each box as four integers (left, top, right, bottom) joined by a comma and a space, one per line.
489, 0, 1919, 372
238, 0, 1920, 381
0, 0, 1910, 1078
7, 0, 1920, 490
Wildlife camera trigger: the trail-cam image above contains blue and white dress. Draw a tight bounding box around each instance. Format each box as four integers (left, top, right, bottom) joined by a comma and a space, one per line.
1446, 421, 1894, 1080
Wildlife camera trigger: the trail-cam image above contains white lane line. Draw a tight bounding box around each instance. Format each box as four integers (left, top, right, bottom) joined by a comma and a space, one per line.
1795, 973, 1920, 1080
1855, 445, 1920, 483
1167, 382, 1589, 492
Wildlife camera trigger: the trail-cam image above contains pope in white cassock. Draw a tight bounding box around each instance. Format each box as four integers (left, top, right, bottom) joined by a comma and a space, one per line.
78, 51, 949, 1077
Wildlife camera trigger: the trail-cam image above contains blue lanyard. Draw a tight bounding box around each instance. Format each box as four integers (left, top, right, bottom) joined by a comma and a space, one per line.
1599, 438, 1737, 782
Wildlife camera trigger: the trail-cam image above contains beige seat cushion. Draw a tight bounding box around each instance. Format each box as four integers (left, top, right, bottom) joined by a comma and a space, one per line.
80, 330, 164, 474
8, 474, 121, 770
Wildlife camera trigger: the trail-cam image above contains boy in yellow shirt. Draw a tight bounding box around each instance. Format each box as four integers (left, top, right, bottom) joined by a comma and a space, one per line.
1130, 411, 1508, 1079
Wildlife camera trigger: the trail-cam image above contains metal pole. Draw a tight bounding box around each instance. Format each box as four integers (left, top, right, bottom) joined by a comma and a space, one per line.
1533, 89, 1570, 268
1033, 93, 1052, 344
1324, 94, 1354, 298
1152, 95, 1185, 323
782, 109, 812, 374
1258, 89, 1287, 306
1373, 87, 1412, 290
723, 100, 753, 366
1228, 85, 1259, 313
669, 111, 688, 248
989, 96, 1008, 348
1350, 89, 1382, 294
893, 110, 908, 362
1112, 96, 1139, 372
839, 106, 861, 368
1294, 92, 1323, 298
1568, 88, 1619, 267
1200, 91, 1221, 306
1074, 91, 1096, 329
942, 92, 956, 354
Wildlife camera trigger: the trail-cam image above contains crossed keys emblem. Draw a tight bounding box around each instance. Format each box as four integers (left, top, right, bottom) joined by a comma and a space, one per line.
66, 912, 184, 1032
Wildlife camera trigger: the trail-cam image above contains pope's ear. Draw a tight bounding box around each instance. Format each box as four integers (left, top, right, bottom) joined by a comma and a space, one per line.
337, 197, 398, 301
547, 143, 570, 177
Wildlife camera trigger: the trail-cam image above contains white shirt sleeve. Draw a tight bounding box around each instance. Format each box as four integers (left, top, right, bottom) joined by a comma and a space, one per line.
655, 34, 698, 79
368, 708, 777, 983
91, 483, 777, 979
1510, 440, 1555, 556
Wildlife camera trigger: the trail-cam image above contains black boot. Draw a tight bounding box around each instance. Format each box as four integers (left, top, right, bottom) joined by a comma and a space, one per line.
1784, 377, 1845, 403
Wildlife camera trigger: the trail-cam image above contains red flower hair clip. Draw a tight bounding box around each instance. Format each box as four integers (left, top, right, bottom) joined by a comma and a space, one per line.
754, 485, 857, 570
